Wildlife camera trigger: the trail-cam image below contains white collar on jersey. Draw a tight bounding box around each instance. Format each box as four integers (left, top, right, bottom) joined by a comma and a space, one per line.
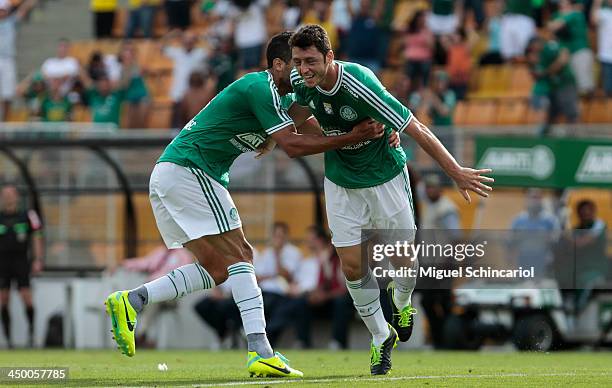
316, 61, 344, 96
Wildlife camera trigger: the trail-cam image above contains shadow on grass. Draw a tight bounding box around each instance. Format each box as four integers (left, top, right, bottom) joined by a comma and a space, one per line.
61, 374, 362, 386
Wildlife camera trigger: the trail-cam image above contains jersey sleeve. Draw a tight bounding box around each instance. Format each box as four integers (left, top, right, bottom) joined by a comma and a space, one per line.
289, 69, 309, 107
247, 78, 294, 135
344, 65, 413, 133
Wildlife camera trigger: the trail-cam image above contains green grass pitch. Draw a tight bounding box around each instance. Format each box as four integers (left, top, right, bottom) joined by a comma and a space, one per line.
0, 349, 611, 387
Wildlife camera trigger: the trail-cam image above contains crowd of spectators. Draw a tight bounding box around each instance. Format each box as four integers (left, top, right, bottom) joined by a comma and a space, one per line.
0, 0, 611, 130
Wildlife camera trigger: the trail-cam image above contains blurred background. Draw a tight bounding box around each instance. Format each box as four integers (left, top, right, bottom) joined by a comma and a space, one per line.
0, 0, 610, 353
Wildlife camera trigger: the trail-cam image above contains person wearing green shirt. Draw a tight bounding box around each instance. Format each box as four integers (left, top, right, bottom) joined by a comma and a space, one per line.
549, 0, 595, 95
526, 37, 578, 136
40, 79, 72, 122
84, 74, 126, 127
289, 24, 493, 375
104, 32, 390, 379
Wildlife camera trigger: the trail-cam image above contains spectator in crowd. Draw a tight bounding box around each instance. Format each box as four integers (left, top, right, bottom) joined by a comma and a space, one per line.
87, 51, 110, 81
346, 0, 383, 73
479, 0, 504, 65
117, 43, 150, 128
0, 0, 37, 121
267, 226, 352, 349
442, 27, 474, 100
410, 70, 456, 153
208, 39, 236, 93
177, 71, 216, 127
125, 0, 161, 38
165, 0, 191, 30
509, 189, 560, 276
0, 184, 44, 348
111, 244, 194, 347
549, 0, 595, 96
16, 71, 47, 121
41, 38, 80, 96
526, 36, 578, 136
227, 0, 269, 71
571, 200, 608, 310
418, 174, 459, 349
161, 30, 208, 128
591, 0, 612, 96
90, 0, 118, 38
427, 0, 461, 36
253, 222, 302, 347
40, 78, 72, 122
403, 10, 434, 89
79, 66, 129, 128
556, 199, 608, 312
302, 0, 339, 51
463, 0, 485, 30
500, 0, 536, 60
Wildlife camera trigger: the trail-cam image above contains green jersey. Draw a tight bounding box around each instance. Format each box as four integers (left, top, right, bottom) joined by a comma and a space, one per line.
290, 61, 412, 189
554, 11, 589, 53
158, 71, 293, 187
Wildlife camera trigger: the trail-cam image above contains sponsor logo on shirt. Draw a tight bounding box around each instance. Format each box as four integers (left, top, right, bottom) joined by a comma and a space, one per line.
230, 132, 266, 153
309, 100, 316, 109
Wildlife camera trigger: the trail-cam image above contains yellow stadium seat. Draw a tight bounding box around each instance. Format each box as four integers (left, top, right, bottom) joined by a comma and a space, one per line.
148, 102, 172, 129
585, 98, 612, 123
508, 66, 533, 98
464, 100, 498, 125
453, 101, 470, 126
496, 99, 528, 125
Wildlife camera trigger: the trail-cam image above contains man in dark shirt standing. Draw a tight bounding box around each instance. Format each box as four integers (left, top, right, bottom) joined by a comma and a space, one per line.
0, 184, 43, 348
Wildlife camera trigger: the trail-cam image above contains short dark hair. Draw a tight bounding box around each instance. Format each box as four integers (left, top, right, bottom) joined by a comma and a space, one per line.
307, 225, 330, 243
266, 31, 293, 68
289, 24, 331, 59
576, 199, 595, 214
273, 221, 289, 234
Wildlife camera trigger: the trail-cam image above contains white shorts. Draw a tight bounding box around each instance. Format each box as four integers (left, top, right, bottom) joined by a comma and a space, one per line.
149, 162, 242, 248
571, 49, 595, 94
324, 167, 416, 248
0, 58, 16, 100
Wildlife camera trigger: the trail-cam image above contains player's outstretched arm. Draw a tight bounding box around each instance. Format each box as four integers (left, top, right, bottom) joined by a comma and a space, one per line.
405, 116, 494, 203
270, 120, 384, 158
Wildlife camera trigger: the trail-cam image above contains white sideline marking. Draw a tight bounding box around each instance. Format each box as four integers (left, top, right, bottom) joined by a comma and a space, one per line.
190, 372, 612, 387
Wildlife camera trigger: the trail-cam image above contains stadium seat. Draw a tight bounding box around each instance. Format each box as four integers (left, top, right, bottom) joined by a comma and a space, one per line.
148, 102, 173, 129
496, 99, 528, 125
72, 105, 92, 122
584, 98, 612, 123
463, 100, 498, 126
453, 101, 469, 126
508, 66, 533, 98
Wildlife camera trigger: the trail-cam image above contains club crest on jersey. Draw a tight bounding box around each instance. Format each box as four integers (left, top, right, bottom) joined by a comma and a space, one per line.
323, 102, 333, 115
340, 105, 358, 121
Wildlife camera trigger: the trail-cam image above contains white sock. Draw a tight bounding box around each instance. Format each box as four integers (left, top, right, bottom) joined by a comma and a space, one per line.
346, 269, 390, 346
143, 262, 215, 304
391, 258, 418, 310
226, 262, 266, 335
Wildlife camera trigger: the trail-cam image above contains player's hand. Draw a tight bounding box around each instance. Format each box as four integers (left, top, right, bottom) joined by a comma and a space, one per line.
388, 130, 400, 148
254, 137, 277, 159
450, 167, 494, 203
352, 119, 384, 142
31, 259, 43, 274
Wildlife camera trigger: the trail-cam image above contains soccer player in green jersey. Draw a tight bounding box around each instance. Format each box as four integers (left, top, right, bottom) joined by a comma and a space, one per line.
288, 25, 494, 375
104, 32, 390, 378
